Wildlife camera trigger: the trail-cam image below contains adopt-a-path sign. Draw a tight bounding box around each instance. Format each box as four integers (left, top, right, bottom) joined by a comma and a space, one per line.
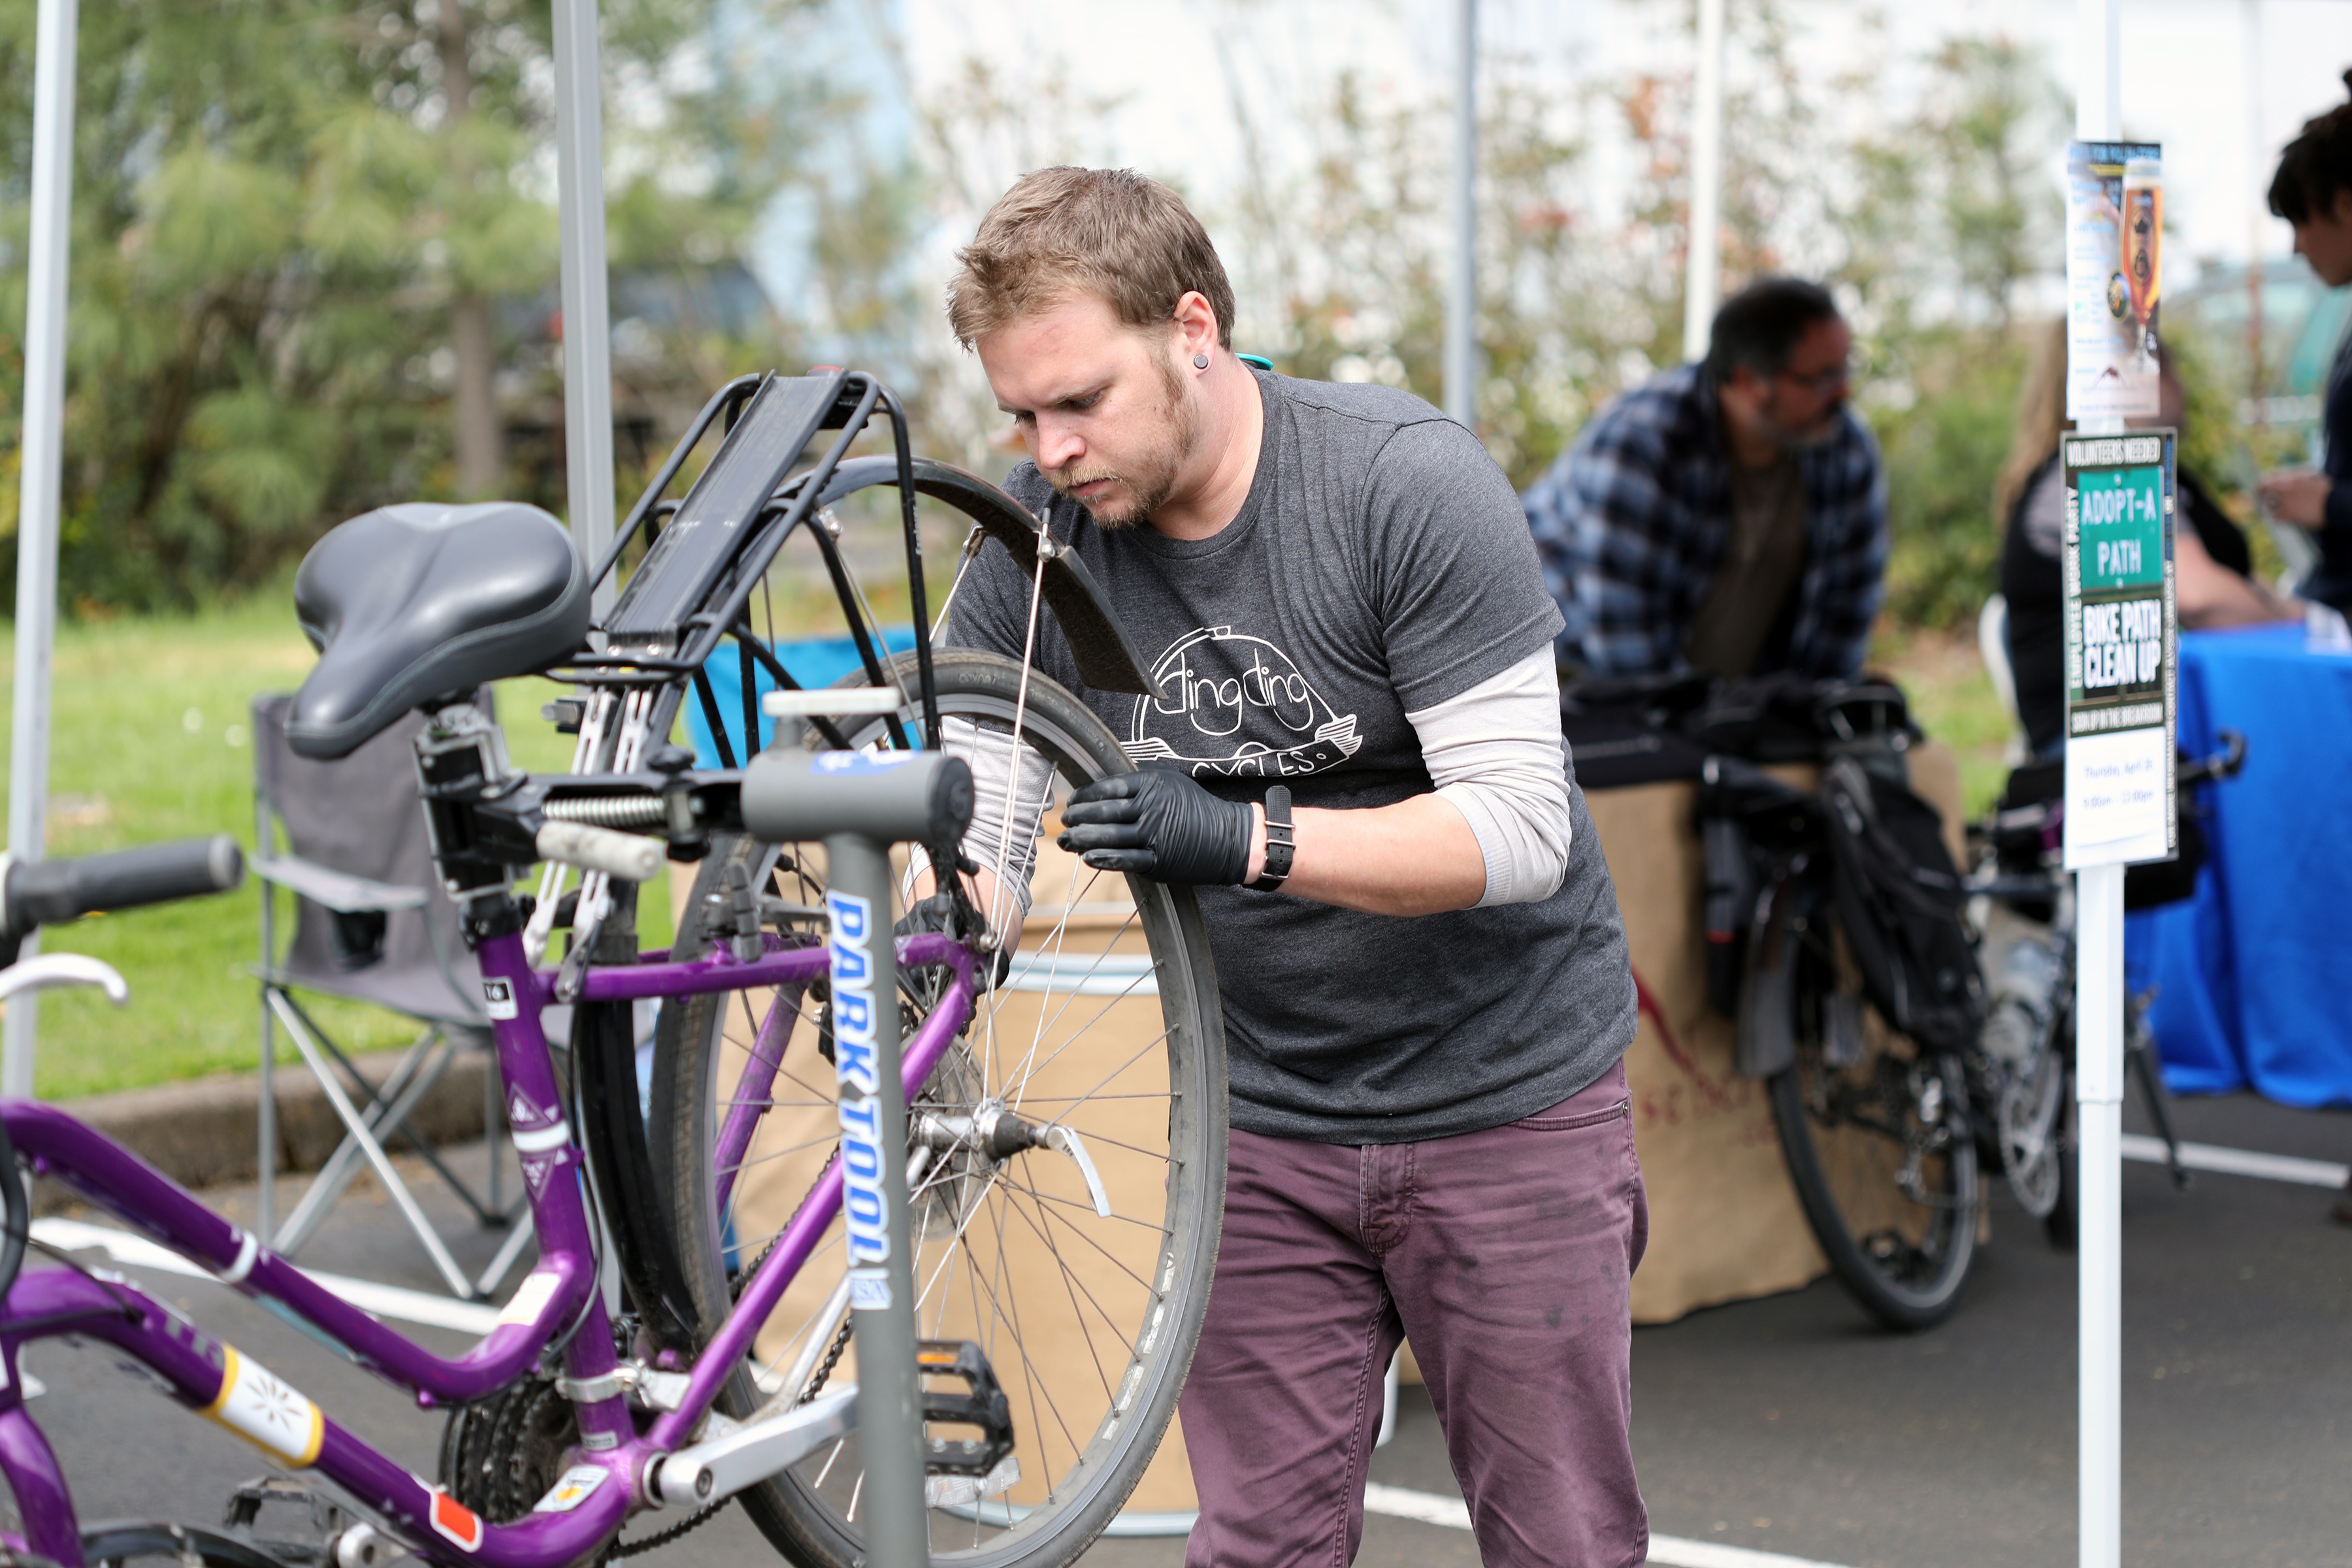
2063, 429, 2178, 869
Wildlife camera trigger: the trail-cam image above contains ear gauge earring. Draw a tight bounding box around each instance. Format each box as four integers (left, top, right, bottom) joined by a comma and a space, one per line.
1193, 353, 1210, 370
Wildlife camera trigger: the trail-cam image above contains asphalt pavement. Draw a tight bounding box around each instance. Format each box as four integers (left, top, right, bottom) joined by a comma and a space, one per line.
11, 1090, 2351, 1567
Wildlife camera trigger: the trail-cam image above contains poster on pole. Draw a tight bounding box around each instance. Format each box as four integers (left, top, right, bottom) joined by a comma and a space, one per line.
2065, 141, 2163, 421
2061, 430, 2178, 870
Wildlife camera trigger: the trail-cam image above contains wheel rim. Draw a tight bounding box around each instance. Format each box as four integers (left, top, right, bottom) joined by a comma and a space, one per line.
669, 661, 1220, 1564
1998, 1043, 2066, 1218
1786, 1007, 1976, 1313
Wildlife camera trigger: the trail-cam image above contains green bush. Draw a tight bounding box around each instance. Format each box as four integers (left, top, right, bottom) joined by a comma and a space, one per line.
1870, 330, 2033, 630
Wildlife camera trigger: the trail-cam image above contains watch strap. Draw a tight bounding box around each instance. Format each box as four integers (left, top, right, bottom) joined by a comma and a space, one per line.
1247, 785, 1294, 892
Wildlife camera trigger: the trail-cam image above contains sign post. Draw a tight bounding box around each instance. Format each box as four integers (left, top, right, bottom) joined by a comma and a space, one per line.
2063, 8, 2163, 1539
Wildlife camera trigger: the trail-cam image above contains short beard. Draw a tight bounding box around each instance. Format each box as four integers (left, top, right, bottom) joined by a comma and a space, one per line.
1762, 400, 1845, 453
1046, 354, 1201, 529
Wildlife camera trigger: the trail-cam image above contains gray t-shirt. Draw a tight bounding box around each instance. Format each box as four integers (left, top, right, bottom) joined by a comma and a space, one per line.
949, 368, 1636, 1143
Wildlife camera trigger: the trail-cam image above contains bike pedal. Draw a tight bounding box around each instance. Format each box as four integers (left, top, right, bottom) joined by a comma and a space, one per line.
917, 1339, 1015, 1477
221, 1475, 351, 1564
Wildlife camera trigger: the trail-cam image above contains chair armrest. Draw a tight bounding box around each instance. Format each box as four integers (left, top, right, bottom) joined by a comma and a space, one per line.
252, 855, 431, 913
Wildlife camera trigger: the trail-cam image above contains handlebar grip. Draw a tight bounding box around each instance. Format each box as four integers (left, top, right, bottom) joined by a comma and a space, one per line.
6, 835, 245, 934
536, 821, 663, 883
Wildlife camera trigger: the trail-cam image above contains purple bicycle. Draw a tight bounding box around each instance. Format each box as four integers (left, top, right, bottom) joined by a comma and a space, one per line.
0, 370, 1226, 1568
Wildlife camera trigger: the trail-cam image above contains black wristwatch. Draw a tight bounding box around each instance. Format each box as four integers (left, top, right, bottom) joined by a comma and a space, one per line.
1247, 786, 1294, 892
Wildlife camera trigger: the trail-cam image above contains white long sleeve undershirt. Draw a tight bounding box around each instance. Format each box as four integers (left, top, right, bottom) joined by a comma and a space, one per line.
1407, 647, 1573, 907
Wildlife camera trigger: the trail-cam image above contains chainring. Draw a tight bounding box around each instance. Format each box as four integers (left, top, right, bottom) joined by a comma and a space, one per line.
1998, 1044, 2065, 1218
438, 1375, 581, 1522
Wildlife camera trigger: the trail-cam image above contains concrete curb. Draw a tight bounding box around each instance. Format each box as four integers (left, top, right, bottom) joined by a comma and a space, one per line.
41, 1049, 491, 1209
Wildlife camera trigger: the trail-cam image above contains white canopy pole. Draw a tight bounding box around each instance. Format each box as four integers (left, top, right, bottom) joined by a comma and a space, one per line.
2244, 0, 2266, 419
1683, 0, 1727, 361
1442, 0, 1477, 426
551, 0, 616, 615
2074, 3, 2125, 1567
5, 0, 80, 1100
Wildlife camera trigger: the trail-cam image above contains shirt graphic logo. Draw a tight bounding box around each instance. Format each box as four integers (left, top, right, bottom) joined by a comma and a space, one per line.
1126, 627, 1362, 779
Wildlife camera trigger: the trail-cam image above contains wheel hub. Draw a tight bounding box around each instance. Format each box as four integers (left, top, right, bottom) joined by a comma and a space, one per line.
1997, 1045, 2065, 1218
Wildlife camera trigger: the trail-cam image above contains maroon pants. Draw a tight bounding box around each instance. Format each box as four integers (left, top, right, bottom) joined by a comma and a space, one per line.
1180, 1060, 1648, 1568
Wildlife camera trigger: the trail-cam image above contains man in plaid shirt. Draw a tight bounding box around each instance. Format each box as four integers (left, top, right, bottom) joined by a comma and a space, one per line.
1523, 278, 1887, 679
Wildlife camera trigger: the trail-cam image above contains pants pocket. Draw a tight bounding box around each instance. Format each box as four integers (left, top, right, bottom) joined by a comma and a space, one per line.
1511, 1096, 1631, 1132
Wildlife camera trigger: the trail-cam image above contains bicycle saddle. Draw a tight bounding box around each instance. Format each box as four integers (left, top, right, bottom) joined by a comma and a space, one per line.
287, 501, 590, 760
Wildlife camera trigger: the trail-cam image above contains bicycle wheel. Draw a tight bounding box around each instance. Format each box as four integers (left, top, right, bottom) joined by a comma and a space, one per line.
1757, 889, 1979, 1330
649, 649, 1226, 1568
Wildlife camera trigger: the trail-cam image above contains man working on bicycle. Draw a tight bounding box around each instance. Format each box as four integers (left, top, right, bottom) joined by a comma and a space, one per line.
937, 167, 1645, 1567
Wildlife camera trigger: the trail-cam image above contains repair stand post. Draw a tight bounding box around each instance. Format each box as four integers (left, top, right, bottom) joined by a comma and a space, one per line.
826, 831, 928, 1568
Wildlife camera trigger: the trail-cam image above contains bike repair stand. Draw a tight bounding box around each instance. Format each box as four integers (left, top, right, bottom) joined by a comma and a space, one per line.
743, 740, 977, 1568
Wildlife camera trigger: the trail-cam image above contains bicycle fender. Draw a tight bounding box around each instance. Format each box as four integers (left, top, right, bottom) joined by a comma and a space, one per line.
814, 457, 1152, 694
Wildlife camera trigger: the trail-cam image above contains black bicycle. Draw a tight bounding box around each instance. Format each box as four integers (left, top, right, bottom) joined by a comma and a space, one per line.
1710, 717, 2245, 1331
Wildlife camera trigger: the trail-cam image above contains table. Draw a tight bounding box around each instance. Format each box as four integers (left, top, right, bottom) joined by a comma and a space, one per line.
2125, 621, 2352, 1108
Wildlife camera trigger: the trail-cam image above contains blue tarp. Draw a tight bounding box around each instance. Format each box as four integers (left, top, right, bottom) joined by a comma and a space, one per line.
682, 627, 917, 767
2127, 621, 2352, 1107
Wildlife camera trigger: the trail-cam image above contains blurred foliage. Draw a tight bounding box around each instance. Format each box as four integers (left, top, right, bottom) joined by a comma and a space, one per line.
0, 0, 845, 610
1206, 10, 2114, 631
1870, 329, 2034, 629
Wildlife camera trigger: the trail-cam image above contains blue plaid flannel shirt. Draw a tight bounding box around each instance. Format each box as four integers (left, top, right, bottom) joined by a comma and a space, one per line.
1522, 363, 1888, 678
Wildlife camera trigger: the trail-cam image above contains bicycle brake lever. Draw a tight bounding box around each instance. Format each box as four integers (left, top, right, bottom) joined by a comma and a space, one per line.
0, 954, 129, 1007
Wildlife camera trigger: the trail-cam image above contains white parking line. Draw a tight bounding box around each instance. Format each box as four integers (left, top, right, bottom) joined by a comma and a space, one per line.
1360, 1482, 1855, 1568
29, 1217, 502, 1335
2119, 1135, 2348, 1190
1362, 1481, 1471, 1528
1644, 1535, 1860, 1568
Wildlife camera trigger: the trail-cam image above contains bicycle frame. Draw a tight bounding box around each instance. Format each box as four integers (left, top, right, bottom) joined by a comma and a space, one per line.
0, 925, 977, 1567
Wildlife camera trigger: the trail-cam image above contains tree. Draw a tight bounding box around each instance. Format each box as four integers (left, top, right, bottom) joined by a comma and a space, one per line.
0, 0, 825, 609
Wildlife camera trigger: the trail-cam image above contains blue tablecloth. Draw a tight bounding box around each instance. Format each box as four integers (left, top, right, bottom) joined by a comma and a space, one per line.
2125, 621, 2352, 1107
682, 627, 917, 766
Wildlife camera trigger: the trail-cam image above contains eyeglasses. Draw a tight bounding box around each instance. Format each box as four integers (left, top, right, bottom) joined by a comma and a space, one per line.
1778, 359, 1855, 396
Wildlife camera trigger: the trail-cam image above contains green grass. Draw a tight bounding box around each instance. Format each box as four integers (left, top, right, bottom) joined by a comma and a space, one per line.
0, 585, 674, 1101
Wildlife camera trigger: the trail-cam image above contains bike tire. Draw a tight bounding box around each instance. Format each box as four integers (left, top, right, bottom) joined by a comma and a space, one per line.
648, 649, 1226, 1568
1756, 889, 1979, 1330
2046, 1070, 2081, 1251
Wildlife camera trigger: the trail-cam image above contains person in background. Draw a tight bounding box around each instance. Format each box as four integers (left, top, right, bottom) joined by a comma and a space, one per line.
1999, 322, 2298, 761
2250, 73, 2352, 1228
2256, 71, 2352, 615
1523, 276, 1887, 680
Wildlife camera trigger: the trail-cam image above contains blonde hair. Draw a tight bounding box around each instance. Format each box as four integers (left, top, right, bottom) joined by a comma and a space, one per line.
947, 167, 1235, 351
1994, 319, 2070, 531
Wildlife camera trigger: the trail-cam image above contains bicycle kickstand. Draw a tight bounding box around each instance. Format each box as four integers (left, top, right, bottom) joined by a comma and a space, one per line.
2127, 992, 2191, 1190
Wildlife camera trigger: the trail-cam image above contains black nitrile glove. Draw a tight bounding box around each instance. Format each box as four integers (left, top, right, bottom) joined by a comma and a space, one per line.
1058, 764, 1254, 885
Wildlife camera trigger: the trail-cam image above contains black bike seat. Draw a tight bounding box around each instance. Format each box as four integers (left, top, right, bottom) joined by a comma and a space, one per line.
287, 502, 590, 760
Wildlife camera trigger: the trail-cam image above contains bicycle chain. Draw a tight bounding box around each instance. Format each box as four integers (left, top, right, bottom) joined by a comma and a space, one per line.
604, 1496, 733, 1560
730, 1230, 857, 1405
799, 1315, 856, 1403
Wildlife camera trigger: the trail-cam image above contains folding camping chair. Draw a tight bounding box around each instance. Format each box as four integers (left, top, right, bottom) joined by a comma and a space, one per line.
252, 691, 531, 1300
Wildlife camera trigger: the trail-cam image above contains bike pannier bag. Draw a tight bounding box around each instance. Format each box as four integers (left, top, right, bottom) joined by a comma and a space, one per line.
1818, 757, 1985, 1055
